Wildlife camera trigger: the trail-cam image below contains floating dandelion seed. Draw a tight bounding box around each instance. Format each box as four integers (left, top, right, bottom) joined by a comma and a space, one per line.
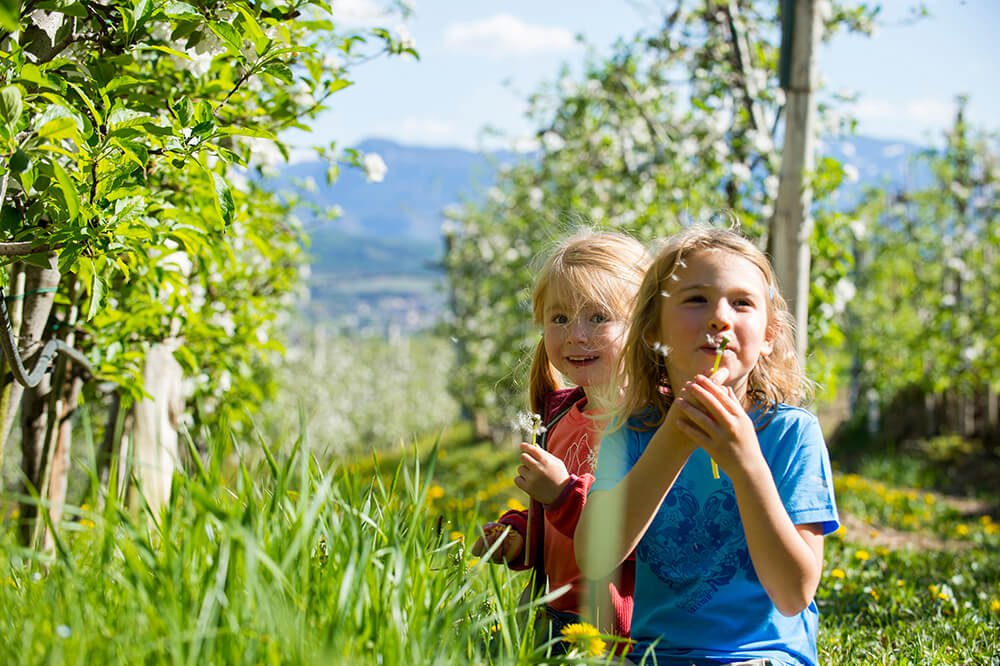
669, 273, 680, 281
660, 290, 671, 298
651, 341, 670, 357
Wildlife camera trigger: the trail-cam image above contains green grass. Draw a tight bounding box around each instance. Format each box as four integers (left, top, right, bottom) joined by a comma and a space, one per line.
0, 423, 997, 664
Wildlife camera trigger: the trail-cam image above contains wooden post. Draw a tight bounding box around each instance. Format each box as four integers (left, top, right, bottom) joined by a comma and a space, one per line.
769, 0, 822, 365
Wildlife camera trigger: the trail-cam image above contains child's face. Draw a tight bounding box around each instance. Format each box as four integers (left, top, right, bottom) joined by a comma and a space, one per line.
543, 293, 626, 390
655, 248, 774, 398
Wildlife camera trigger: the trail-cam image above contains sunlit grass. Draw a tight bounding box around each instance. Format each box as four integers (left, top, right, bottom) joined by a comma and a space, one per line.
0, 423, 996, 664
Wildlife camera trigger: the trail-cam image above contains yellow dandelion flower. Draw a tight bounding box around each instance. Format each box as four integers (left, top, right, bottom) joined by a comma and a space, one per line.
868, 587, 879, 601
979, 515, 993, 526
928, 584, 940, 596
990, 598, 1000, 613
924, 493, 935, 505
854, 550, 870, 562
954, 524, 969, 537
831, 525, 846, 539
830, 568, 846, 579
506, 497, 526, 511
427, 484, 445, 500
450, 531, 465, 542
937, 591, 950, 601
896, 579, 905, 587
876, 546, 890, 558
80, 518, 95, 529
560, 622, 606, 657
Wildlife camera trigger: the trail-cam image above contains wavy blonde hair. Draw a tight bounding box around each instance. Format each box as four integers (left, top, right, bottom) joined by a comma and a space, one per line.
616, 225, 810, 428
528, 229, 651, 415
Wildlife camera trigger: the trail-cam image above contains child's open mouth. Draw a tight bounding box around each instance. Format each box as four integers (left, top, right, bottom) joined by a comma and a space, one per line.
567, 355, 599, 367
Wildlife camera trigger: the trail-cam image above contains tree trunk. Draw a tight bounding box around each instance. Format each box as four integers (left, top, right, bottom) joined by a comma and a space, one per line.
0, 257, 60, 477
768, 0, 821, 366
126, 342, 185, 516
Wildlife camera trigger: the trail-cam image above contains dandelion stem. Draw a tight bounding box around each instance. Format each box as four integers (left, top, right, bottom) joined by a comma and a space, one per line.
709, 336, 729, 479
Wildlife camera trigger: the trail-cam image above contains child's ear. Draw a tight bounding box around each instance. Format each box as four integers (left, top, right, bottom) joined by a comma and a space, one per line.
761, 321, 777, 357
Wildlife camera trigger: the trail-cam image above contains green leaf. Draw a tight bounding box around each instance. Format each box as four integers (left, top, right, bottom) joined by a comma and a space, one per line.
263, 62, 294, 84
173, 97, 193, 126
8, 148, 29, 173
50, 160, 80, 220
65, 81, 103, 127
199, 159, 235, 227
0, 86, 23, 126
162, 1, 200, 19
208, 21, 241, 52
0, 0, 19, 32
212, 171, 235, 226
37, 116, 79, 141
86, 260, 105, 321
234, 4, 268, 53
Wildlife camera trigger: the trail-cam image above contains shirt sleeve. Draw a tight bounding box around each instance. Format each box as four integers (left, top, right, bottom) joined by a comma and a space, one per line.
544, 473, 593, 537
766, 409, 840, 535
590, 420, 636, 493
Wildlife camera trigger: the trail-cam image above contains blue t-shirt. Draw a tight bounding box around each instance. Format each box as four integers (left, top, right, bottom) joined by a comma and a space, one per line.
591, 404, 840, 666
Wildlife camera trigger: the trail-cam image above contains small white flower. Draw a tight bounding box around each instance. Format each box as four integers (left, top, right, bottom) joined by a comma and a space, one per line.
56, 625, 71, 639
541, 131, 566, 153
842, 163, 860, 183
362, 152, 387, 183
731, 162, 751, 182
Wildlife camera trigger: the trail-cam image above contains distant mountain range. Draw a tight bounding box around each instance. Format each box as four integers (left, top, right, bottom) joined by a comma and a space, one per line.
276, 136, 928, 332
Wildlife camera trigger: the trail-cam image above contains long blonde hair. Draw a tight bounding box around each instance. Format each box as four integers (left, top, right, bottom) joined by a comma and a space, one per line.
617, 225, 809, 427
528, 230, 651, 415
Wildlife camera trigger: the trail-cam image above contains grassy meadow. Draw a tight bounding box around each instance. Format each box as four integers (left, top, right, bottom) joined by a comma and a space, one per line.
0, 420, 997, 664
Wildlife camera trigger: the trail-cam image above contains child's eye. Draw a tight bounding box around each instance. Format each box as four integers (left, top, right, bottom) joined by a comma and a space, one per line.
551, 314, 569, 325
683, 294, 707, 304
733, 298, 755, 309
589, 312, 610, 324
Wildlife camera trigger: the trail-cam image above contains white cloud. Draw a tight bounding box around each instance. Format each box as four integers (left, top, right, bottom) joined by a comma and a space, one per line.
331, 0, 391, 26
850, 96, 954, 142
443, 13, 578, 56
395, 118, 464, 146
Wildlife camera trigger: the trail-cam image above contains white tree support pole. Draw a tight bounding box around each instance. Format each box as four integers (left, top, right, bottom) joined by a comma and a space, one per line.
769, 0, 821, 365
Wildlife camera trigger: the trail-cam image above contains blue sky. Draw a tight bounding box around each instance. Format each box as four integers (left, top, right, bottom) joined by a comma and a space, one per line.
293, 0, 999, 152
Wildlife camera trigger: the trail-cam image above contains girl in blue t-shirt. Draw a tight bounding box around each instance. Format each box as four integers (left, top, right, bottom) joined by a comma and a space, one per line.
576, 225, 839, 666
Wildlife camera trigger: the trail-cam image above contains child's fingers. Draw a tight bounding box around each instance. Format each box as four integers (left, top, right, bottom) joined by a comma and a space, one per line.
709, 365, 730, 385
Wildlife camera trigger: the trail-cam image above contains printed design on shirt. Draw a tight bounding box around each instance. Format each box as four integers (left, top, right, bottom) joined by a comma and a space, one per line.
563, 430, 595, 475
637, 485, 757, 612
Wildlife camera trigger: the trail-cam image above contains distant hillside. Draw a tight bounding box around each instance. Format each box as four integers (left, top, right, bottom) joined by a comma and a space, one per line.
279, 139, 521, 242
281, 136, 928, 333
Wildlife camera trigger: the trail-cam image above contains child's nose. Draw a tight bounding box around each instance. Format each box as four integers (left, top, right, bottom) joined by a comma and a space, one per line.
569, 317, 590, 340
708, 302, 733, 331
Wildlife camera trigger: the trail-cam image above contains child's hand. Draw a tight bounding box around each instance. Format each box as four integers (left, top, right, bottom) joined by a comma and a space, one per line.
471, 522, 524, 564
514, 442, 571, 505
674, 370, 764, 477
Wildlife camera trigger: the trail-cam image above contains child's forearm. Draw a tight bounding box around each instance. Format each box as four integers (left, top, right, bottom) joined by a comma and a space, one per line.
728, 458, 825, 616
576, 423, 692, 578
